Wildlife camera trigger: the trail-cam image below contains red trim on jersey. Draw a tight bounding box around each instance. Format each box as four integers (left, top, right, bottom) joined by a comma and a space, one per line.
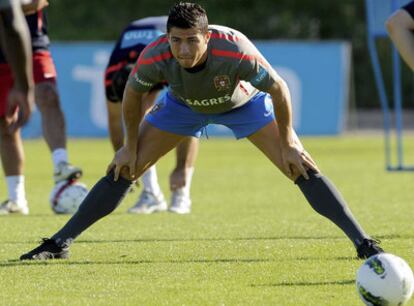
211, 48, 268, 68
137, 51, 172, 65
211, 48, 246, 60
146, 37, 169, 49
210, 32, 241, 42
131, 36, 169, 75
239, 82, 249, 95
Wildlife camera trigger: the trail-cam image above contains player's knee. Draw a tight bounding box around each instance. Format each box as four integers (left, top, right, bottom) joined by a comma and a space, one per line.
0, 118, 17, 137
0, 118, 7, 133
35, 83, 60, 110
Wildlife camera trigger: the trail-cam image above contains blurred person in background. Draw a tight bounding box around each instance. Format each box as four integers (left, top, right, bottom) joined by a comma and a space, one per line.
0, 0, 34, 215
0, 0, 82, 215
105, 16, 198, 215
386, 1, 414, 70
21, 2, 384, 261
0, 0, 34, 130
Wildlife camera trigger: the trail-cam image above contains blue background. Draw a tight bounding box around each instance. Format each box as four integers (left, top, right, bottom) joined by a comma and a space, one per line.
22, 41, 350, 138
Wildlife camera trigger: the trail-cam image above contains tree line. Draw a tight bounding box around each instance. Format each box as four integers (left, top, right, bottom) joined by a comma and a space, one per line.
46, 0, 413, 108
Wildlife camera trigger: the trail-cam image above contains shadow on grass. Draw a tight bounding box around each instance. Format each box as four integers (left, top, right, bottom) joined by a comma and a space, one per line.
3, 233, 410, 246
1, 258, 273, 267
0, 213, 67, 218
0, 236, 351, 245
0, 255, 355, 268
77, 236, 348, 243
251, 279, 354, 287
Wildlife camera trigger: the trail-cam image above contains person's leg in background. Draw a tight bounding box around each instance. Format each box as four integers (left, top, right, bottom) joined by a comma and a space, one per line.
0, 65, 28, 215
169, 136, 198, 214
33, 51, 82, 184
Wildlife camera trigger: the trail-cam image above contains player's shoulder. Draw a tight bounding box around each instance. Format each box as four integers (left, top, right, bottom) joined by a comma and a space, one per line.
209, 25, 246, 36
209, 25, 258, 64
209, 25, 249, 44
142, 34, 169, 55
136, 33, 172, 67
209, 25, 254, 53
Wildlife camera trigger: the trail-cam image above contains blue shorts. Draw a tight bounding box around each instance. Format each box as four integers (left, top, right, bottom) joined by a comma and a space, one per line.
145, 91, 275, 139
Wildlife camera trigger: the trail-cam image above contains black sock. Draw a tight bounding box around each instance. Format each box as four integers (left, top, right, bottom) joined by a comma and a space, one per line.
52, 171, 132, 247
295, 170, 368, 246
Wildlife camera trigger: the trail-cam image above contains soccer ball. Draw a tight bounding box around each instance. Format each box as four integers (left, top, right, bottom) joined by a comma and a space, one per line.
356, 253, 414, 306
50, 180, 88, 214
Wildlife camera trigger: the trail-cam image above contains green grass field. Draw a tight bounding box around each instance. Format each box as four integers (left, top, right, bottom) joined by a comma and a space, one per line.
0, 135, 413, 305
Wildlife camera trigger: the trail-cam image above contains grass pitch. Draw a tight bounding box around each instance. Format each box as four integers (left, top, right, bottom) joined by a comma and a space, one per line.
0, 135, 413, 305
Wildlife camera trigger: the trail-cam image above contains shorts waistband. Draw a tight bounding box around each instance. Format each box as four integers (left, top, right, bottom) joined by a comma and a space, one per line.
166, 91, 190, 107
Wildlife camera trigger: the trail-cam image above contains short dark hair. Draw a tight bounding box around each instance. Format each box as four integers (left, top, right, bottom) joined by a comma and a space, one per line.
167, 2, 208, 33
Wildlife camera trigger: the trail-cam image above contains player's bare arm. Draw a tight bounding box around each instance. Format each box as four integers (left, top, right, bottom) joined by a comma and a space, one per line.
266, 77, 318, 180
386, 8, 414, 70
108, 84, 144, 181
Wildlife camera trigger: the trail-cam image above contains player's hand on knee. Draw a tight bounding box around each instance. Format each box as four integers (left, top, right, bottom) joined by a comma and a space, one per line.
6, 87, 34, 133
281, 145, 319, 180
4, 106, 19, 134
107, 146, 137, 181
300, 150, 319, 174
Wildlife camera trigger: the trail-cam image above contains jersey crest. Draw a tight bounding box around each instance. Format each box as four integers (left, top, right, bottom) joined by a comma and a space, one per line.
213, 75, 231, 91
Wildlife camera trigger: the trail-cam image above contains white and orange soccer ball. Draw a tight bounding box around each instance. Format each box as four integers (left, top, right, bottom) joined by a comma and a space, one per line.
50, 180, 88, 214
356, 253, 414, 306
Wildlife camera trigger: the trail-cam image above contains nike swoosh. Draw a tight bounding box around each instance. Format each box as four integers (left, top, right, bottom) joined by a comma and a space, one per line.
264, 110, 273, 117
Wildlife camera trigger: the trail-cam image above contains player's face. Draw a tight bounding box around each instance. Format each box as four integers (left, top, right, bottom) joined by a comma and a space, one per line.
168, 27, 210, 68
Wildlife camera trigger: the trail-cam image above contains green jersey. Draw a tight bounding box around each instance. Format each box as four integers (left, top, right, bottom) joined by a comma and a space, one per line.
128, 25, 279, 114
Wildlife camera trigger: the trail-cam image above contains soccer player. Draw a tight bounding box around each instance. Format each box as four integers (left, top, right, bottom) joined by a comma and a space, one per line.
0, 0, 82, 215
386, 1, 414, 70
21, 2, 383, 260
105, 16, 198, 214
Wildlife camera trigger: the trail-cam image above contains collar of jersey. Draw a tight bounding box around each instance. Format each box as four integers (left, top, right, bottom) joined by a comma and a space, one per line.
183, 57, 208, 73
